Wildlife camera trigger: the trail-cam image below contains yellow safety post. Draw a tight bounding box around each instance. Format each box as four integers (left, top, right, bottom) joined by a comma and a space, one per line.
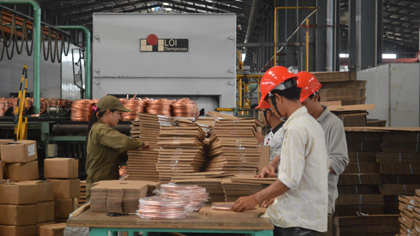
306, 19, 309, 72
15, 65, 28, 140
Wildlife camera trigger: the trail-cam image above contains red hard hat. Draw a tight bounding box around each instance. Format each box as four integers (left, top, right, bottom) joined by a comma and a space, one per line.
256, 99, 270, 110
257, 66, 296, 108
296, 71, 322, 103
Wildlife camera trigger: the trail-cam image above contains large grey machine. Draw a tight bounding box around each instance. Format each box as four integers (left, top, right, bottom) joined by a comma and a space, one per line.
92, 13, 237, 111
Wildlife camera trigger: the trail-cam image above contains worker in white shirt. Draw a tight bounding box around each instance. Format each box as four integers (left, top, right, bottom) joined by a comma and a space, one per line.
255, 100, 285, 164
297, 71, 349, 236
232, 66, 329, 236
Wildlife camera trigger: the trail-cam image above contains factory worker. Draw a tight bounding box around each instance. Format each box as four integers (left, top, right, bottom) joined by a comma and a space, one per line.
232, 66, 329, 236
297, 71, 349, 236
254, 100, 285, 164
85, 95, 152, 199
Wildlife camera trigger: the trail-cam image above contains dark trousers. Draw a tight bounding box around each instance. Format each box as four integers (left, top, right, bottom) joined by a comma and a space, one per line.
274, 226, 316, 236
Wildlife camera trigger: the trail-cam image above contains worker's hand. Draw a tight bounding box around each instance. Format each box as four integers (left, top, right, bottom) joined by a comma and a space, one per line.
261, 198, 275, 208
142, 143, 153, 151
255, 166, 277, 178
231, 195, 258, 212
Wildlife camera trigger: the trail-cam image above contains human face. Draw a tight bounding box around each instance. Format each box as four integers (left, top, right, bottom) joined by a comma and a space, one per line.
267, 94, 286, 118
108, 110, 121, 126
301, 94, 317, 115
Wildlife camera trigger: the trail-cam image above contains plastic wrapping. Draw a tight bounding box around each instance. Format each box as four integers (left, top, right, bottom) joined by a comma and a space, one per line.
137, 196, 188, 220
155, 183, 209, 212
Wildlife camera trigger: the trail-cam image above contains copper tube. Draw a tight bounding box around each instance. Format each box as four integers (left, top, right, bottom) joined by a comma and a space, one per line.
172, 98, 199, 118
120, 98, 145, 121
70, 99, 94, 121
145, 99, 173, 116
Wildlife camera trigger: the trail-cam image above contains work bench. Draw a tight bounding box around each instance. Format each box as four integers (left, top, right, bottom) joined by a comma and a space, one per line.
67, 209, 273, 236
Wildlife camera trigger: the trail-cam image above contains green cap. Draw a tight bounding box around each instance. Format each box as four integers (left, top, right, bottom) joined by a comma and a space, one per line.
96, 96, 131, 113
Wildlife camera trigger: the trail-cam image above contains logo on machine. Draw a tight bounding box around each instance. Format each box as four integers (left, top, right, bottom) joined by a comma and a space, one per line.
140, 34, 188, 52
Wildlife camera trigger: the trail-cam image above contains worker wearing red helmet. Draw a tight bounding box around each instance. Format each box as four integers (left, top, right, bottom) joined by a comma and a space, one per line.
232, 66, 329, 235
254, 100, 285, 164
297, 71, 349, 236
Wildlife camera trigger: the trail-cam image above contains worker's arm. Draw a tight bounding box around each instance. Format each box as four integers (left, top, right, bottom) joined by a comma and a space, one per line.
327, 120, 349, 175
97, 124, 145, 152
231, 180, 289, 212
255, 131, 265, 144
256, 155, 280, 178
233, 128, 306, 212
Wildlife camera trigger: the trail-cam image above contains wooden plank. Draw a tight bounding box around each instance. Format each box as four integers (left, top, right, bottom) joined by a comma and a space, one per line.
311, 71, 356, 82
66, 209, 274, 230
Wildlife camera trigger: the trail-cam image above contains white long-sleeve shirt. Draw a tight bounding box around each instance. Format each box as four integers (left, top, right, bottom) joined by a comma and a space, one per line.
263, 106, 329, 232
263, 123, 284, 163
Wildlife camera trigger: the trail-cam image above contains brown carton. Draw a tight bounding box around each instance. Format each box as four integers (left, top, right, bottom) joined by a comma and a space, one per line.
0, 181, 38, 204
37, 222, 55, 236
257, 145, 270, 173
0, 139, 14, 160
0, 225, 36, 236
48, 179, 80, 198
1, 140, 37, 163
26, 180, 55, 202
54, 219, 67, 224
54, 199, 74, 219
0, 160, 3, 180
39, 223, 66, 236
37, 201, 55, 223
44, 158, 78, 179
0, 204, 37, 225
4, 160, 39, 181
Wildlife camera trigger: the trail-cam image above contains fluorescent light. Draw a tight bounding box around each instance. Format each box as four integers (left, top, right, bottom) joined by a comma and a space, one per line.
383, 54, 397, 59
242, 53, 246, 62
339, 53, 349, 58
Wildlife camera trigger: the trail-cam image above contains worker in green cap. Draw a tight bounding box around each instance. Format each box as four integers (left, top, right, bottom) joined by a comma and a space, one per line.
85, 95, 151, 199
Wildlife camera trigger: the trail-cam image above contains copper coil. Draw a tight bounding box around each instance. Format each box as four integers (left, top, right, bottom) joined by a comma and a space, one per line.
138, 206, 186, 213
160, 184, 206, 193
120, 99, 145, 121
58, 99, 72, 108
212, 203, 234, 211
145, 99, 173, 116
11, 97, 33, 115
70, 99, 94, 121
140, 196, 189, 207
172, 98, 199, 118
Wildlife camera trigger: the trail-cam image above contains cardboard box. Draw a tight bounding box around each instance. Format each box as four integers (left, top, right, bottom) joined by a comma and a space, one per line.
39, 223, 66, 236
54, 199, 74, 219
1, 140, 37, 163
54, 219, 67, 224
0, 181, 38, 204
0, 204, 37, 225
25, 180, 54, 202
37, 222, 55, 236
37, 201, 55, 223
48, 179, 80, 199
44, 158, 78, 179
257, 145, 270, 173
0, 225, 36, 236
0, 160, 3, 181
0, 139, 14, 160
4, 160, 39, 181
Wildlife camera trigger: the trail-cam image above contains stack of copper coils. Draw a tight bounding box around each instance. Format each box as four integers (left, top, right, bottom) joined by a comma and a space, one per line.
0, 98, 12, 116
159, 183, 209, 212
145, 99, 173, 116
70, 99, 94, 121
172, 98, 199, 118
120, 98, 145, 121
137, 196, 189, 220
11, 98, 33, 115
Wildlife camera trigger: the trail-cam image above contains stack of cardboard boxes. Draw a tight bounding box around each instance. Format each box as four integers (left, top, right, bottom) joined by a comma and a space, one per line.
2, 140, 39, 181
44, 158, 80, 223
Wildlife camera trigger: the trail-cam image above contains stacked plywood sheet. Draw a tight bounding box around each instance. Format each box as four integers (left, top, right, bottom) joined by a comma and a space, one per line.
337, 128, 385, 216
77, 181, 87, 207
334, 215, 400, 236
156, 126, 206, 182
222, 179, 266, 202
314, 71, 366, 106
396, 195, 419, 236
127, 113, 175, 181
90, 180, 158, 214
205, 118, 261, 175
172, 178, 227, 203
328, 104, 375, 127
376, 128, 420, 214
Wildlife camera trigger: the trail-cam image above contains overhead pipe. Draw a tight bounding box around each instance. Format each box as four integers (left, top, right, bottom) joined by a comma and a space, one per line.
56, 26, 91, 99
0, 0, 41, 113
